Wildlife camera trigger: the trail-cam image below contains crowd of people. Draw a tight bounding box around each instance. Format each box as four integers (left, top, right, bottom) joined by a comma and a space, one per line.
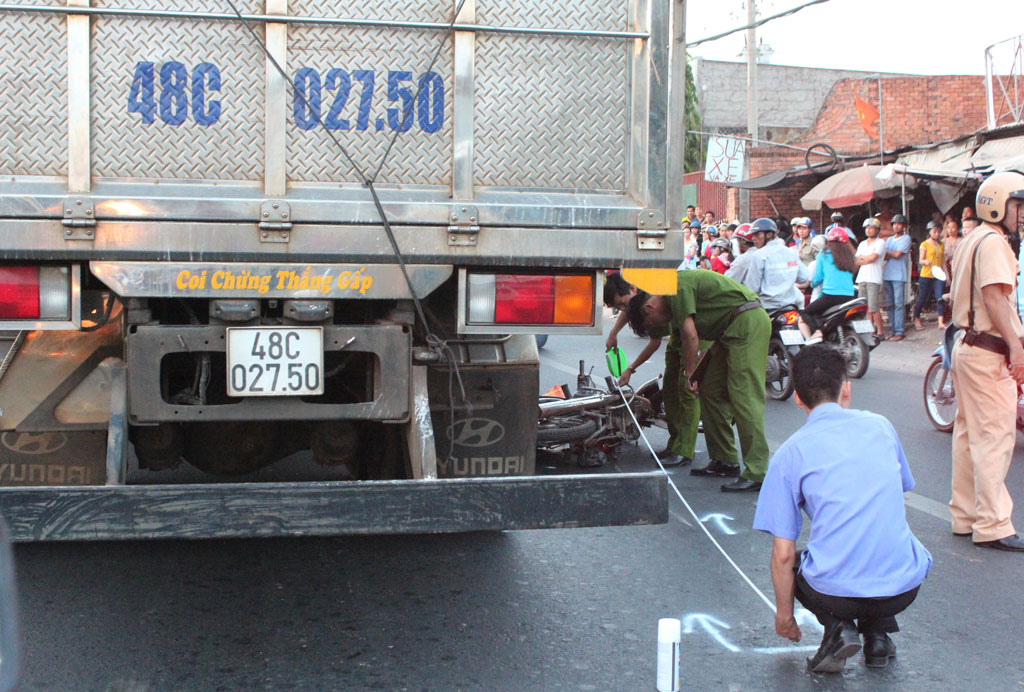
676, 203, 977, 341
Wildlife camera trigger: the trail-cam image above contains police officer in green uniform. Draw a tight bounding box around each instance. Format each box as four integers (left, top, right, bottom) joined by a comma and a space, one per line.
604, 273, 698, 466
627, 269, 771, 491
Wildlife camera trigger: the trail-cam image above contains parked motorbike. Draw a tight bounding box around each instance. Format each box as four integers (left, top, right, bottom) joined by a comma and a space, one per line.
923, 324, 1024, 433
766, 305, 804, 401
537, 360, 658, 466
816, 297, 878, 379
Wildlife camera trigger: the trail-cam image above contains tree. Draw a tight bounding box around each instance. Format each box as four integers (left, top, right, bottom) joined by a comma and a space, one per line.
684, 57, 703, 174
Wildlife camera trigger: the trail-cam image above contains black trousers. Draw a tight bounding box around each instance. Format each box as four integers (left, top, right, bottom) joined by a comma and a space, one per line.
795, 571, 920, 635
800, 293, 852, 333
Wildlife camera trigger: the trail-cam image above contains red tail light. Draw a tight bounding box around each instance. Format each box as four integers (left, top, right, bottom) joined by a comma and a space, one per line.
0, 265, 73, 322
467, 272, 595, 326
0, 267, 41, 319
495, 275, 555, 324
844, 306, 867, 319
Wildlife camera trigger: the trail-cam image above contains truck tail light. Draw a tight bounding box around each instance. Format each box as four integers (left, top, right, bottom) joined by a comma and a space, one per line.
467, 273, 595, 326
0, 266, 72, 320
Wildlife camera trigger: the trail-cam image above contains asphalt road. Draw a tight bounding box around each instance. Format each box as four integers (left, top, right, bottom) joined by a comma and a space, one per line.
11, 318, 1024, 691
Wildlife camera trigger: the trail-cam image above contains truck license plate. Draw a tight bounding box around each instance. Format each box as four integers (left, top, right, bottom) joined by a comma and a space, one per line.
851, 320, 874, 334
226, 327, 324, 397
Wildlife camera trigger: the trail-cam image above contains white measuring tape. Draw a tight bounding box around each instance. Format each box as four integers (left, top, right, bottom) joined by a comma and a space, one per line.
614, 382, 778, 614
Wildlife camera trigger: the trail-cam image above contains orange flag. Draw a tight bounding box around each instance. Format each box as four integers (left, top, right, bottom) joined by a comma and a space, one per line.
854, 95, 880, 139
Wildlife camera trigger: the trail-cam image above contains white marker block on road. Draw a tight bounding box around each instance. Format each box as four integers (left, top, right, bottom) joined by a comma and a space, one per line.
656, 618, 681, 691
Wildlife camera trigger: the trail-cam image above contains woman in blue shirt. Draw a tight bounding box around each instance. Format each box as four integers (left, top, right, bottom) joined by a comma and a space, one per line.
799, 226, 857, 344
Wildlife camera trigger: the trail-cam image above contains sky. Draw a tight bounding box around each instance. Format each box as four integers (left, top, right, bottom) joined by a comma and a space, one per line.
687, 0, 1024, 75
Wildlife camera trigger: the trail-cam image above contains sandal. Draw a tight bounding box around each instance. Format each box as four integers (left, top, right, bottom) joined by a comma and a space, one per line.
889, 334, 904, 342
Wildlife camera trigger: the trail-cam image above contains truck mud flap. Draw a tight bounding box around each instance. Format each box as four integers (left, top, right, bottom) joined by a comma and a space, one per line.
0, 472, 668, 541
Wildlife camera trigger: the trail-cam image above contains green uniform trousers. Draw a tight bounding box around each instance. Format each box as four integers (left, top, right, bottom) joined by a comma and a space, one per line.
663, 338, 700, 458
698, 308, 771, 481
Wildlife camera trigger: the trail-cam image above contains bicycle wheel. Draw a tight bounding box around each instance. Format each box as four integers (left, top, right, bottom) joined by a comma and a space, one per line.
923, 357, 956, 432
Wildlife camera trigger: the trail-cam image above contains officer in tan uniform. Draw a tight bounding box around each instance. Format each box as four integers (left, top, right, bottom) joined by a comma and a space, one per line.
949, 171, 1024, 551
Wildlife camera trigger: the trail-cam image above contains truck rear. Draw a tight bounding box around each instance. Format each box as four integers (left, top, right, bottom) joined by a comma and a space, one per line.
0, 0, 685, 540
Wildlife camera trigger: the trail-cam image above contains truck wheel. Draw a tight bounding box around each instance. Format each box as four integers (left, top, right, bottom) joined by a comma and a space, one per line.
537, 417, 598, 445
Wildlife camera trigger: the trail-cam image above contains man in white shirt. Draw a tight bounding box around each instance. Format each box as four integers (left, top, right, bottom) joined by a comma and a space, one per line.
855, 218, 887, 338
746, 220, 810, 310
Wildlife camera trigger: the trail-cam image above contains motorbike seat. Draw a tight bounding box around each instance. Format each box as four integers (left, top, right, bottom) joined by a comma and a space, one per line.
767, 304, 801, 319
821, 298, 866, 320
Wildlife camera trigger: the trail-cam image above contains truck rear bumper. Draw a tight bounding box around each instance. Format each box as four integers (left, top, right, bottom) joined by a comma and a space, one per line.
0, 472, 668, 541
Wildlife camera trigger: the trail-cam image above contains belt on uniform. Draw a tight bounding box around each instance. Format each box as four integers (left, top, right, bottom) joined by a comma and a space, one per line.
957, 328, 1024, 358
731, 301, 763, 319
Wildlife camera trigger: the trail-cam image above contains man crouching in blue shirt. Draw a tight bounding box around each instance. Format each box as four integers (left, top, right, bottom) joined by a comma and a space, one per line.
753, 344, 932, 673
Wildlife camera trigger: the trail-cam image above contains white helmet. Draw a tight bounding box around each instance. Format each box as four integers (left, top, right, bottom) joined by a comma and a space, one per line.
977, 171, 1024, 224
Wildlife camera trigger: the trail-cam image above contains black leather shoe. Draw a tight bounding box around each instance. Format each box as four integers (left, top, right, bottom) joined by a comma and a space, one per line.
689, 460, 741, 477
976, 534, 1024, 551
721, 478, 762, 493
659, 454, 692, 467
863, 633, 896, 668
806, 621, 860, 673
655, 447, 673, 459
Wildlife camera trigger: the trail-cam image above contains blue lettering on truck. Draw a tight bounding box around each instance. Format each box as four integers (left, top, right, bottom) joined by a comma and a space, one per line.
126, 61, 444, 134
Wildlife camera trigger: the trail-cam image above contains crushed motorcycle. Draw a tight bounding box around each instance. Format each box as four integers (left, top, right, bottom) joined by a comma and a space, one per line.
537, 360, 662, 467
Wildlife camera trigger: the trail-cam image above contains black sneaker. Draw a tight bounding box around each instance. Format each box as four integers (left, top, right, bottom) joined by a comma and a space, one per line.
690, 460, 741, 477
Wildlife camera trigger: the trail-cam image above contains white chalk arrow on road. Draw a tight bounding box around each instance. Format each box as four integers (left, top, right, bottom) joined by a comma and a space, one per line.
699, 512, 738, 535
681, 613, 740, 652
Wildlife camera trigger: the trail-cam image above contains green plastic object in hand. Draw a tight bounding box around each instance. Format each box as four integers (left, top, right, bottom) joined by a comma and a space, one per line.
605, 346, 627, 379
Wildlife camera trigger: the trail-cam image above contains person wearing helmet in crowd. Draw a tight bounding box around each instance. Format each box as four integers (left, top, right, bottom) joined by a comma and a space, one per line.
709, 238, 734, 274
855, 218, 887, 339
742, 217, 811, 310
626, 269, 771, 492
948, 171, 1024, 552
913, 221, 947, 331
798, 226, 858, 344
605, 273, 699, 468
882, 213, 912, 341
725, 221, 763, 288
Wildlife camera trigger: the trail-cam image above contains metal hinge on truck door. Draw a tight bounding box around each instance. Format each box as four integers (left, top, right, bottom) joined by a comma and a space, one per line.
259, 200, 292, 243
448, 205, 480, 246
62, 197, 96, 240
636, 209, 667, 250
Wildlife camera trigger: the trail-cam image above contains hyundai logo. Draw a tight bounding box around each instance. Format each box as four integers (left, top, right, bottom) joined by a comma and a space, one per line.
447, 417, 506, 448
2, 431, 68, 455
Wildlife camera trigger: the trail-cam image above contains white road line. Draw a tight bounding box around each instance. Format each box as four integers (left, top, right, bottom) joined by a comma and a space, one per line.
904, 491, 950, 521
539, 355, 583, 378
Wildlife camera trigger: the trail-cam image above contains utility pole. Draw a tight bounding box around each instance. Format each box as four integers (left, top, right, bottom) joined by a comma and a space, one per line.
740, 0, 758, 221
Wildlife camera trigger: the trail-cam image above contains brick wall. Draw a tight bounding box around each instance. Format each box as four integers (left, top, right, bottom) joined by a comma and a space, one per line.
729, 75, 990, 224
792, 75, 989, 155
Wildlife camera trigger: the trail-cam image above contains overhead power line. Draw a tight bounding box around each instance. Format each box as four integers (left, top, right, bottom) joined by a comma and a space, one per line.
688, 0, 838, 48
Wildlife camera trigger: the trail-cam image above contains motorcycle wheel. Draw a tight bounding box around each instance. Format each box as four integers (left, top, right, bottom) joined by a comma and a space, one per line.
537, 416, 599, 445
840, 330, 870, 379
923, 357, 956, 432
766, 339, 795, 401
